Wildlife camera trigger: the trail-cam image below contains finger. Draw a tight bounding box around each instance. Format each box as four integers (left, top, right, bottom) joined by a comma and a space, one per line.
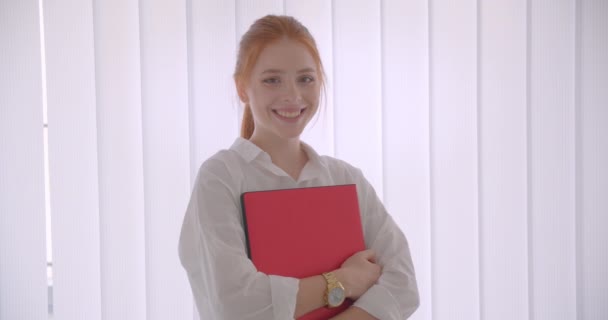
360, 249, 376, 262
376, 264, 383, 275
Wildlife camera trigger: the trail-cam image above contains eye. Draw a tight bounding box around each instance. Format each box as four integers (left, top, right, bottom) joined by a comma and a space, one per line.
298, 75, 315, 84
262, 77, 281, 85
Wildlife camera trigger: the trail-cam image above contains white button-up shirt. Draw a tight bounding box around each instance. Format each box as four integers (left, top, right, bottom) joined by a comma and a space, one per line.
179, 138, 419, 319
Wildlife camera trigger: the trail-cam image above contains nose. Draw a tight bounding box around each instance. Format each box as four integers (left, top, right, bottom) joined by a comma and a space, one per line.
283, 80, 302, 103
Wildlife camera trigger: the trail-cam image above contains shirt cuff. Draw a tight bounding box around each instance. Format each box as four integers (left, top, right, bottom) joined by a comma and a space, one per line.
269, 275, 299, 320
353, 284, 401, 320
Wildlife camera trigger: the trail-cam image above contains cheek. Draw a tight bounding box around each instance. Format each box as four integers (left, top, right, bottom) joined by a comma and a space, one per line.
304, 89, 321, 106
250, 87, 280, 107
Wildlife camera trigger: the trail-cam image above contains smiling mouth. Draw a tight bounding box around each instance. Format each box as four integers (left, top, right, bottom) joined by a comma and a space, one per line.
273, 108, 306, 119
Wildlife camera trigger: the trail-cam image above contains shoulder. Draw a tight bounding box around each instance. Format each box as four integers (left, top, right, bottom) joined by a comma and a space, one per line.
318, 155, 379, 197
186, 149, 247, 218
317, 156, 384, 223
300, 141, 362, 181
320, 156, 361, 176
194, 149, 247, 190
318, 155, 365, 182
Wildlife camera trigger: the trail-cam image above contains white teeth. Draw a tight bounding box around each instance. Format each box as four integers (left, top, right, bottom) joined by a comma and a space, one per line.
276, 110, 301, 118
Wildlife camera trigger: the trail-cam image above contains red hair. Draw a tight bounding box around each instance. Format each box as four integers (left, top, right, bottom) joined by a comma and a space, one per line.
234, 15, 326, 139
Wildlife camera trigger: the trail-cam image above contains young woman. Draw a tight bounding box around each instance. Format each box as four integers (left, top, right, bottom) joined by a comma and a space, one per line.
179, 15, 419, 320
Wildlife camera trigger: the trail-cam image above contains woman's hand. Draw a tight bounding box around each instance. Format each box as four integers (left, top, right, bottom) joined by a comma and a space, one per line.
334, 249, 382, 300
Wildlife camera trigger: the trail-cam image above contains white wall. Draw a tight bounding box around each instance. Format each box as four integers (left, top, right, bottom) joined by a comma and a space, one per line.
0, 1, 606, 319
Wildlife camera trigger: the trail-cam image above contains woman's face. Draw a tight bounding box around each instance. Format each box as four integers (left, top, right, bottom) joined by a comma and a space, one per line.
242, 38, 321, 143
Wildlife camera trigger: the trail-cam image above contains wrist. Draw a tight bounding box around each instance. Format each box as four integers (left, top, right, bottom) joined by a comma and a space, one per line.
332, 268, 351, 298
322, 271, 347, 308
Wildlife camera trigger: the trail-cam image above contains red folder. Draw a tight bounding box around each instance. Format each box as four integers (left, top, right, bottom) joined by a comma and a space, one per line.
241, 184, 366, 320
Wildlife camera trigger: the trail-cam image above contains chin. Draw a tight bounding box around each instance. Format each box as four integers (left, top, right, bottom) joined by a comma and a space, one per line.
273, 124, 309, 140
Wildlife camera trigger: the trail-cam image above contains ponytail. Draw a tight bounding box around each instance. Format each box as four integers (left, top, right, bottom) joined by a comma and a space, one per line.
240, 104, 254, 139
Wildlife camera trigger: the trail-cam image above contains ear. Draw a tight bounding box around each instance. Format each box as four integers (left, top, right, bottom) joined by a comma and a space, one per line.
236, 80, 249, 103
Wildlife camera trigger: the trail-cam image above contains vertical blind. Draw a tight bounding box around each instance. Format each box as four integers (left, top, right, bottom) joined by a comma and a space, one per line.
0, 1, 606, 320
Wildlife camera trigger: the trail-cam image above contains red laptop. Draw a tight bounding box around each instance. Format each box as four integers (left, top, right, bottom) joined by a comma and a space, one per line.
241, 184, 366, 320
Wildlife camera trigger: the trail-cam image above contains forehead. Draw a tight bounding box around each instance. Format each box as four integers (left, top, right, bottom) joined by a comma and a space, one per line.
252, 38, 317, 73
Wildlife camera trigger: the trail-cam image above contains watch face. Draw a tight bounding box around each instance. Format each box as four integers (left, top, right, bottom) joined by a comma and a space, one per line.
328, 287, 345, 306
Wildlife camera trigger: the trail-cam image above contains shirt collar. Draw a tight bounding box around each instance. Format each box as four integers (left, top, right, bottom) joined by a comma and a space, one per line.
230, 137, 328, 178
230, 137, 268, 163
300, 140, 327, 171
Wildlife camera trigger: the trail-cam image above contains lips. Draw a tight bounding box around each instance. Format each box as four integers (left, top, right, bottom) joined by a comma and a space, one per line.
276, 109, 302, 118
273, 107, 306, 120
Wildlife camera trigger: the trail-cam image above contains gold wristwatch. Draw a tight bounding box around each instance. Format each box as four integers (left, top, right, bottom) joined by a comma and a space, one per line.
322, 272, 346, 308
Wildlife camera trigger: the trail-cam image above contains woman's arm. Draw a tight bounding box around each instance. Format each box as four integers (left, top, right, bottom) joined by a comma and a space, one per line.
330, 306, 378, 320
294, 275, 326, 317
180, 165, 299, 319
295, 250, 382, 318
349, 169, 420, 319
180, 163, 383, 319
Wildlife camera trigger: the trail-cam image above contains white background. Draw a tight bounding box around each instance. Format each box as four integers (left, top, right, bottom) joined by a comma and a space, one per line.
0, 0, 606, 319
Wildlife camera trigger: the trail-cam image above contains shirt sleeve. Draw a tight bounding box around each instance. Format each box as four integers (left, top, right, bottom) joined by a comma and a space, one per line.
352, 169, 420, 319
178, 162, 299, 320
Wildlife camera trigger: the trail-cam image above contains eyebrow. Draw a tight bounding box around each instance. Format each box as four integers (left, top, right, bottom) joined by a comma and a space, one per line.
261, 68, 316, 74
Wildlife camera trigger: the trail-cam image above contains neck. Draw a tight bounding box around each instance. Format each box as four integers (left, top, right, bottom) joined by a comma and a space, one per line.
249, 134, 308, 180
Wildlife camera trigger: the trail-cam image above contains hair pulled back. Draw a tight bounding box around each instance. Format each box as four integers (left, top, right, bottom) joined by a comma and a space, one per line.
234, 15, 325, 139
